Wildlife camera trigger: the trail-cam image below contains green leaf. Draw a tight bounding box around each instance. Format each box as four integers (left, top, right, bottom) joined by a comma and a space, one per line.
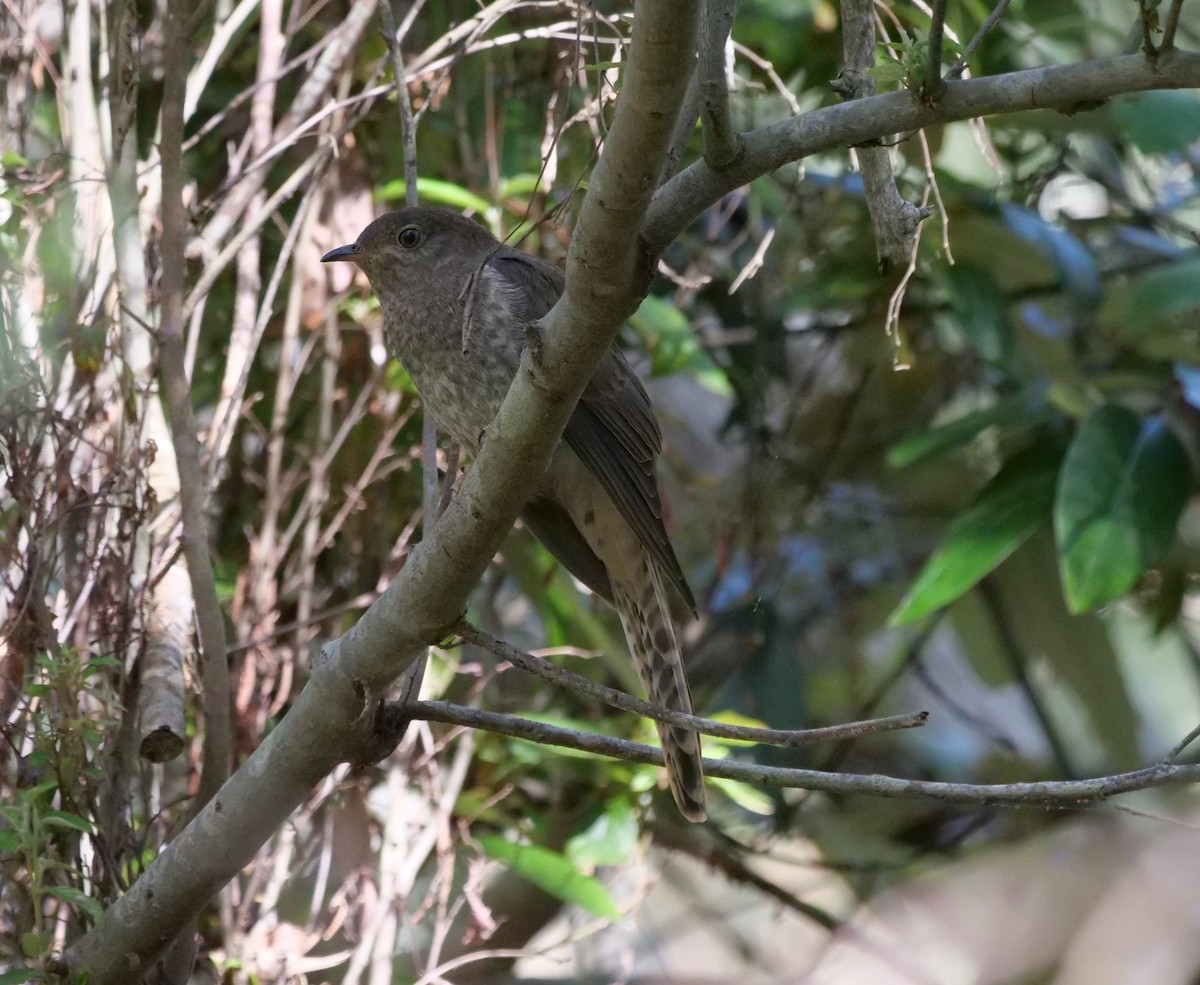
1113, 91, 1200, 153
1128, 257, 1200, 328
375, 177, 492, 215
566, 799, 639, 869
19, 930, 50, 959
628, 294, 731, 396
888, 388, 1050, 468
708, 776, 775, 815
478, 835, 620, 919
0, 968, 42, 984
42, 811, 94, 835
943, 265, 1015, 366
1055, 405, 1193, 613
890, 446, 1061, 625
45, 885, 104, 921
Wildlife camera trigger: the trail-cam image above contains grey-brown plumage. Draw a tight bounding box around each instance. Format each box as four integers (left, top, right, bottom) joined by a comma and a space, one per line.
322, 208, 705, 821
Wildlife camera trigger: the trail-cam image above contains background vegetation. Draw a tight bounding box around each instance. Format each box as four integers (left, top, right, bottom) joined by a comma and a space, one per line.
2, 0, 1200, 980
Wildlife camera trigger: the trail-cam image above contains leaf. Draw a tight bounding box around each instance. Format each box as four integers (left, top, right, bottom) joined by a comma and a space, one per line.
19, 931, 50, 960
1113, 90, 1200, 153
890, 446, 1061, 625
375, 177, 492, 215
1055, 405, 1193, 613
1128, 258, 1200, 328
628, 294, 731, 396
566, 798, 638, 869
477, 835, 620, 919
45, 885, 104, 921
708, 777, 775, 815
943, 265, 1015, 366
888, 388, 1050, 468
0, 969, 42, 985
42, 811, 94, 835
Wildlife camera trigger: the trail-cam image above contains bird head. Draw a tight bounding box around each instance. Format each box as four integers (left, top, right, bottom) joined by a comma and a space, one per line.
321, 208, 498, 283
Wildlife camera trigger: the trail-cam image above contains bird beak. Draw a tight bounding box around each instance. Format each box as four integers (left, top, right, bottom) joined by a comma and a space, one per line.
321, 243, 361, 263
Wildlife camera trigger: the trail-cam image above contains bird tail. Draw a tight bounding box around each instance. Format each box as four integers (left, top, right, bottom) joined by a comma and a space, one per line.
614, 560, 706, 822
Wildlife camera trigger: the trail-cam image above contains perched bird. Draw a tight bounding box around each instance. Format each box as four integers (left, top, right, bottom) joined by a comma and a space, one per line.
323, 208, 705, 821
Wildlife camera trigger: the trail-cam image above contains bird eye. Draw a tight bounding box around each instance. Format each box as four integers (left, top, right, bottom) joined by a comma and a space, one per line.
398, 226, 421, 248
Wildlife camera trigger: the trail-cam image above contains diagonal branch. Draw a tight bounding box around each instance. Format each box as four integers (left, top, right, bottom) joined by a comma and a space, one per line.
62, 2, 702, 980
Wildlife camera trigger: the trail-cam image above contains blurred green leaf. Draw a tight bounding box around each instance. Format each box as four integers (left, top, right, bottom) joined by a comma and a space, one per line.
376, 177, 492, 214
629, 294, 731, 395
478, 835, 620, 919
42, 811, 94, 835
1055, 404, 1192, 613
566, 798, 639, 869
943, 265, 1016, 366
1113, 90, 1200, 153
890, 446, 1061, 625
45, 885, 104, 921
709, 777, 776, 815
0, 969, 41, 985
1128, 257, 1200, 328
888, 388, 1050, 468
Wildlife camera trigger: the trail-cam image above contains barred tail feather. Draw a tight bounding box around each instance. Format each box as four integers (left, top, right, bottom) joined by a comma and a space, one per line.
613, 562, 706, 822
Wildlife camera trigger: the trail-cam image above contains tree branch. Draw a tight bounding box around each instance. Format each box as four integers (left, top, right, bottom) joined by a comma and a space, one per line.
62, 2, 701, 979
158, 0, 232, 808
698, 0, 741, 169
831, 0, 930, 268
645, 49, 1200, 254
459, 622, 928, 746
408, 700, 1200, 807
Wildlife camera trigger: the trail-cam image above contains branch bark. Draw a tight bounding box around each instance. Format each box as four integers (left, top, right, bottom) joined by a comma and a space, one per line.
832, 0, 929, 268
645, 48, 1200, 253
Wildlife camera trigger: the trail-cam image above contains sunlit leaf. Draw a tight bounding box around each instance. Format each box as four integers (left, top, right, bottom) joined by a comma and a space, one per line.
890, 446, 1061, 625
376, 177, 492, 215
1055, 404, 1193, 613
566, 798, 639, 869
478, 835, 620, 919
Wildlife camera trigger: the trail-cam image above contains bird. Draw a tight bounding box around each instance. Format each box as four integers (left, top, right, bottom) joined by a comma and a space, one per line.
322, 208, 706, 821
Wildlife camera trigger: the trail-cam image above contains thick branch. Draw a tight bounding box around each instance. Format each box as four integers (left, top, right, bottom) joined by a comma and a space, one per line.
63, 2, 701, 979
646, 49, 1200, 254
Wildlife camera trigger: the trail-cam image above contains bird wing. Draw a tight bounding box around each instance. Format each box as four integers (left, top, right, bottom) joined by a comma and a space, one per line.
485, 247, 696, 614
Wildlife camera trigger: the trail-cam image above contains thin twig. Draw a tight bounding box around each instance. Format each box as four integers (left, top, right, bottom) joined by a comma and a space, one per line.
408, 700, 1200, 807
459, 622, 928, 746
1161, 0, 1184, 49
923, 0, 949, 99
946, 0, 1014, 80
159, 0, 232, 808
1167, 722, 1200, 763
